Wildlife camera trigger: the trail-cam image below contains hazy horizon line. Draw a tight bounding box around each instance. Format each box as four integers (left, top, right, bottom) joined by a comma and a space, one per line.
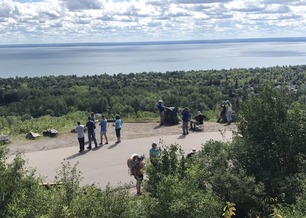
1, 36, 306, 48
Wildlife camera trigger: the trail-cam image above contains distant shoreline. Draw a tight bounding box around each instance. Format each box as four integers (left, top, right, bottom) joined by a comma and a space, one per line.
1, 36, 306, 48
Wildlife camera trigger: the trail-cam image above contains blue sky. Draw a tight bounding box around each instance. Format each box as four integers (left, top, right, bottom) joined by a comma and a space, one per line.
1, 0, 306, 44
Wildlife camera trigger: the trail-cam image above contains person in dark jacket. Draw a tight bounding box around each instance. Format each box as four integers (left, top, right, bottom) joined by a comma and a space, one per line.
181, 107, 190, 135
157, 99, 165, 126
86, 116, 97, 149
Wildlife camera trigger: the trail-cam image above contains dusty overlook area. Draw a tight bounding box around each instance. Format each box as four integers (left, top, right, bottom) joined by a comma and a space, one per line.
7, 122, 237, 155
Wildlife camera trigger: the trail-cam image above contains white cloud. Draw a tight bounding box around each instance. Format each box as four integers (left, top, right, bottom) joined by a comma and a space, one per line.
0, 0, 306, 44
0, 0, 16, 18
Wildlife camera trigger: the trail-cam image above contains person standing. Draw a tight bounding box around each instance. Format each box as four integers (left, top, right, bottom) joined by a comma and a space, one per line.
157, 99, 165, 126
130, 154, 145, 196
217, 103, 227, 123
99, 115, 108, 145
181, 107, 190, 135
86, 116, 97, 149
115, 115, 122, 143
149, 142, 159, 166
225, 100, 233, 125
90, 112, 95, 122
75, 121, 85, 152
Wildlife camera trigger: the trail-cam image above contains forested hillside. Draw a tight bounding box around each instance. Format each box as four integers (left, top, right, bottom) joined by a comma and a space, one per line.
1, 65, 306, 118
2, 85, 306, 217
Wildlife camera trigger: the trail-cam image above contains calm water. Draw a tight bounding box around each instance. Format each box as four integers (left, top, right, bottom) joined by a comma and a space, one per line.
1, 38, 306, 78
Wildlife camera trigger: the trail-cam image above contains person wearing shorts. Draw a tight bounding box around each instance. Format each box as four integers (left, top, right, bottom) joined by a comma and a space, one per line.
99, 115, 108, 145
133, 155, 145, 195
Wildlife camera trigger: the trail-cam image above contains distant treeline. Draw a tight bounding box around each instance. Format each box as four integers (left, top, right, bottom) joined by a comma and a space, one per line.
1, 65, 306, 118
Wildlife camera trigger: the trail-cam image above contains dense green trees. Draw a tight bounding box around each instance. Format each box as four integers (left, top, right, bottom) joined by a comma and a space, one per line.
2, 65, 306, 120
232, 86, 306, 207
2, 85, 306, 217
2, 66, 306, 216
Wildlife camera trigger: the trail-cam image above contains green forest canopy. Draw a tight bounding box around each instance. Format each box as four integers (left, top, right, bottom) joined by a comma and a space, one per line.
1, 65, 306, 119
2, 85, 306, 217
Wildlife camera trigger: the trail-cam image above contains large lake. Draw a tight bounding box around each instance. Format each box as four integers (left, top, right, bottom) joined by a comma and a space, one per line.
1, 37, 306, 78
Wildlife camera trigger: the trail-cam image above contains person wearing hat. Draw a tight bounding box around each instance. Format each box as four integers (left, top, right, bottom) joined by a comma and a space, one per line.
129, 154, 145, 195
190, 111, 206, 130
187, 148, 197, 158
157, 99, 165, 126
149, 142, 159, 166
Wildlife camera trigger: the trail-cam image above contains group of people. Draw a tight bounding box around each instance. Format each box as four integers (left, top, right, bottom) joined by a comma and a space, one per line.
75, 113, 123, 153
180, 107, 207, 135
157, 99, 207, 135
217, 100, 233, 125
129, 142, 198, 195
75, 100, 208, 194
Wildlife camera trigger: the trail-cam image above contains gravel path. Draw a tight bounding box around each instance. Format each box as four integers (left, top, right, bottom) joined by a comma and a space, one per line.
7, 122, 237, 155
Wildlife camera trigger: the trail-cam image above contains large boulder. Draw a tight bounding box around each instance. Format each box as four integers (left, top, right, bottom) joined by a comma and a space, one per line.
164, 107, 179, 126
0, 135, 9, 144
43, 129, 58, 137
26, 132, 41, 140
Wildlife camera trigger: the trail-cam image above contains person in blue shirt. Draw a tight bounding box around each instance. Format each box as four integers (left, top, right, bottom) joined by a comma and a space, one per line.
157, 99, 165, 126
149, 142, 159, 166
86, 116, 97, 149
99, 115, 108, 145
181, 107, 190, 135
115, 115, 123, 143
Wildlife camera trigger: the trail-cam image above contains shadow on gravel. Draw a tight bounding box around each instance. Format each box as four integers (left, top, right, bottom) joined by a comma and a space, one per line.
107, 142, 120, 149
65, 149, 90, 160
177, 134, 186, 139
92, 144, 104, 151
153, 125, 162, 129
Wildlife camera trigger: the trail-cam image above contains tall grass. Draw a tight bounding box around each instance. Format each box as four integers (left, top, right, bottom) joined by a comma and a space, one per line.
0, 111, 88, 135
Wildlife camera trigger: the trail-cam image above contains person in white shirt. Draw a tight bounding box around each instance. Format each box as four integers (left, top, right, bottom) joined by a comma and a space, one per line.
75, 121, 85, 152
225, 100, 233, 125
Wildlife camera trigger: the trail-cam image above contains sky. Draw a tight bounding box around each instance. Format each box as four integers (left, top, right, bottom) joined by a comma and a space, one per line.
1, 0, 306, 44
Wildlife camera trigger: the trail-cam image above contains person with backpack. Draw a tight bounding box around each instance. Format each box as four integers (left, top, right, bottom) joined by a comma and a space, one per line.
127, 154, 145, 195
